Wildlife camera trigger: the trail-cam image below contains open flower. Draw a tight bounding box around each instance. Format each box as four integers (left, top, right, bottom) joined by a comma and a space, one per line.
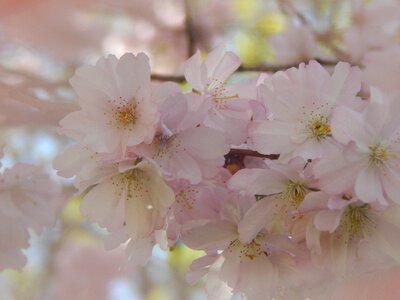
298, 191, 400, 275
182, 194, 298, 300
60, 53, 164, 154
314, 88, 400, 205
134, 93, 229, 184
184, 44, 255, 144
80, 159, 175, 242
228, 157, 317, 237
249, 61, 361, 161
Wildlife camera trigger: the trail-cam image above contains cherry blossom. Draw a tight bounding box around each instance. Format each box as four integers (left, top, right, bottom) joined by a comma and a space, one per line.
184, 44, 255, 144
183, 194, 298, 300
60, 53, 164, 154
81, 159, 175, 242
135, 92, 230, 184
297, 191, 400, 275
314, 88, 400, 205
228, 157, 317, 239
249, 60, 361, 161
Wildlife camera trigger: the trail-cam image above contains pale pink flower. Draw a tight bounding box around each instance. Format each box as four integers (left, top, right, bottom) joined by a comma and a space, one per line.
60, 53, 165, 154
298, 191, 400, 275
135, 92, 229, 184
80, 159, 175, 242
125, 229, 169, 269
183, 194, 298, 299
0, 163, 60, 270
249, 61, 361, 161
184, 44, 255, 144
314, 88, 400, 205
228, 157, 316, 238
53, 144, 121, 191
171, 179, 229, 225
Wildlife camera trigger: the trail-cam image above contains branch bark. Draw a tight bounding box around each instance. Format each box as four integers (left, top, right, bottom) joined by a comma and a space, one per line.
150, 59, 339, 82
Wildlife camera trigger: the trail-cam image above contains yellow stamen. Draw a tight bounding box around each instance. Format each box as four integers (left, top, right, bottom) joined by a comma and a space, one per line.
306, 116, 331, 142
116, 106, 136, 127
282, 181, 308, 208
369, 144, 388, 166
341, 204, 372, 239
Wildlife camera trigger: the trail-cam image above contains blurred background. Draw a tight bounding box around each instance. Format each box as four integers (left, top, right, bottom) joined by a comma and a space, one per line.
0, 0, 399, 299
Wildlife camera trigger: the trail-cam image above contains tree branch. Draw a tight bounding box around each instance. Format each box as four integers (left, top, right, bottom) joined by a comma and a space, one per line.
150, 59, 339, 82
226, 149, 279, 160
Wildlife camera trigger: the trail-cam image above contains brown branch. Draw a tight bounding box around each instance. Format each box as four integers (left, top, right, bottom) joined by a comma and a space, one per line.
226, 149, 279, 160
150, 59, 340, 82
224, 149, 279, 174
236, 59, 338, 73
151, 74, 185, 82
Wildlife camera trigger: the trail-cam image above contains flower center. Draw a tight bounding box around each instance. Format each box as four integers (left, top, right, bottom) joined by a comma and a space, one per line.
369, 144, 388, 166
306, 116, 331, 142
176, 188, 195, 210
341, 204, 372, 239
282, 181, 308, 208
118, 168, 149, 201
152, 132, 178, 158
228, 238, 264, 261
115, 105, 136, 128
207, 79, 239, 109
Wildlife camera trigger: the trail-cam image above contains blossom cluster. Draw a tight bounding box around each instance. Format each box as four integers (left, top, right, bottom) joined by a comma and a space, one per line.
50, 44, 400, 299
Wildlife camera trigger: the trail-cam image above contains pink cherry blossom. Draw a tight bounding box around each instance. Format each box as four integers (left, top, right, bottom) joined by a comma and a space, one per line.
60, 53, 164, 154
171, 179, 229, 225
53, 144, 121, 191
228, 157, 317, 239
314, 88, 400, 205
249, 60, 361, 161
134, 92, 230, 184
80, 159, 175, 242
184, 44, 255, 144
298, 191, 400, 275
182, 193, 299, 299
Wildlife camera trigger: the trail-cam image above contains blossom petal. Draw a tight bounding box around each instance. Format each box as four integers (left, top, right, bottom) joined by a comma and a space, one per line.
238, 198, 281, 244
355, 167, 385, 203
228, 168, 286, 195
182, 221, 237, 251
314, 209, 343, 233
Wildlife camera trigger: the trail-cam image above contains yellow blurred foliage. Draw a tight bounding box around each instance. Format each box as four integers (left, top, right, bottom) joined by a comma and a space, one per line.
167, 243, 203, 275
147, 287, 170, 300
235, 31, 274, 65
61, 196, 84, 224
256, 14, 285, 36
